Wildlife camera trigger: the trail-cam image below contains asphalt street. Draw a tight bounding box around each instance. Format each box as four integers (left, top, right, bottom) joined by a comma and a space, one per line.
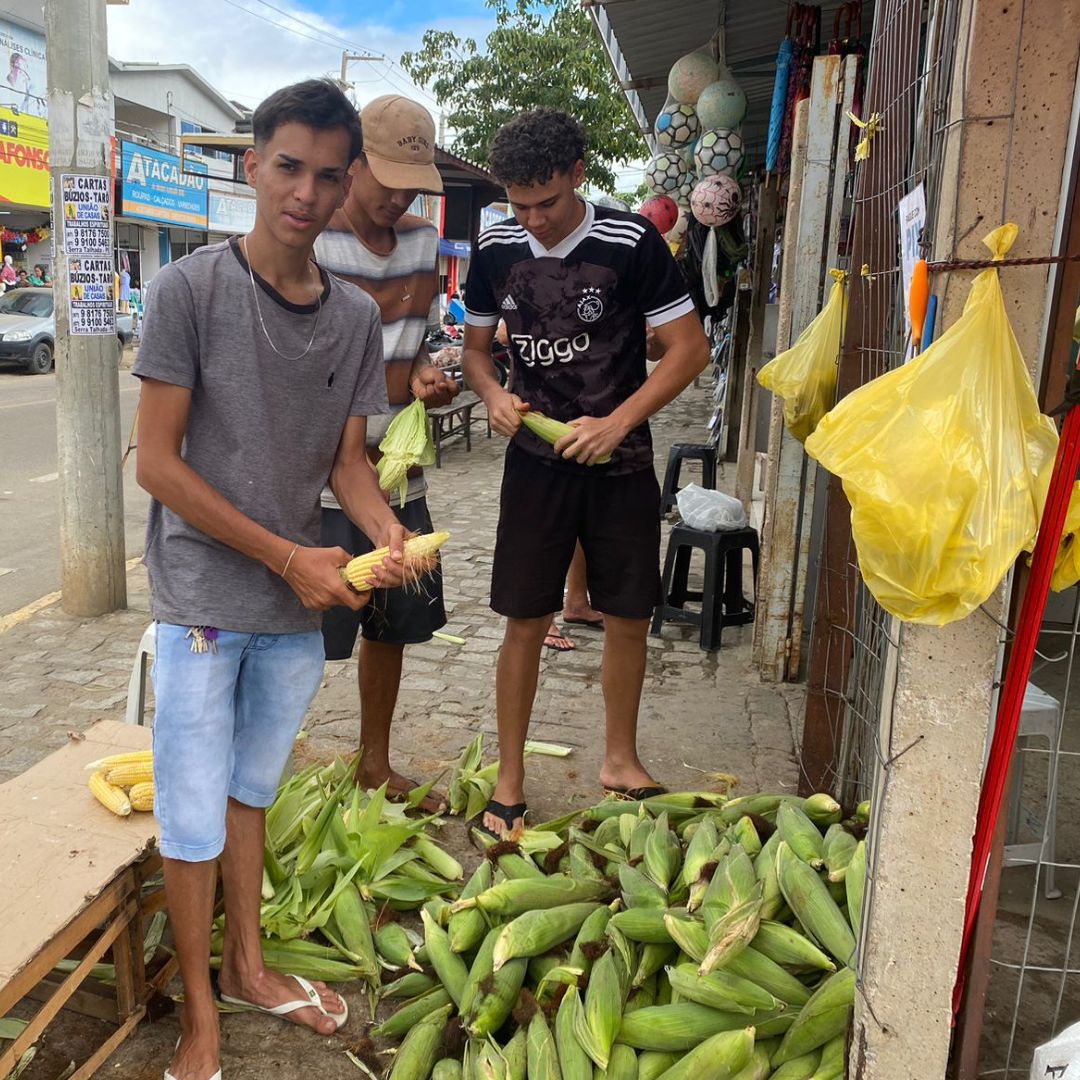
0, 359, 147, 616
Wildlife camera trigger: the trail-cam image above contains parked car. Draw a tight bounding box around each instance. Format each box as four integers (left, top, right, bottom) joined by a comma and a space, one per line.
0, 287, 135, 375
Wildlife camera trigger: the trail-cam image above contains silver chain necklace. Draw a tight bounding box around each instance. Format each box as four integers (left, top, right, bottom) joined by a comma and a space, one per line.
241, 235, 323, 361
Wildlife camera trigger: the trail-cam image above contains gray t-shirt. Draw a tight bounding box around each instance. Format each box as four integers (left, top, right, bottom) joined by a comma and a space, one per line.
133, 238, 388, 634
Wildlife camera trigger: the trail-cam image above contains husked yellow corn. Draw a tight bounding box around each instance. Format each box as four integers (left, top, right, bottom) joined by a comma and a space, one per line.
339, 531, 450, 592
85, 749, 152, 771
89, 770, 131, 817
128, 782, 155, 812
518, 410, 612, 465
104, 762, 154, 788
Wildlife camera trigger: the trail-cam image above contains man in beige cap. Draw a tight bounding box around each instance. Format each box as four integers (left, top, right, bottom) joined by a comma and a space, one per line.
315, 95, 458, 811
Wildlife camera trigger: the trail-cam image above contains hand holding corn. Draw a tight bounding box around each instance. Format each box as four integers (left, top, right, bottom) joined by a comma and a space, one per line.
485, 389, 529, 438
282, 544, 373, 613
553, 413, 629, 466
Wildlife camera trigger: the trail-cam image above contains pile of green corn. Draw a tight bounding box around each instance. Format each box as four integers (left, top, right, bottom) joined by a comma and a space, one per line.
371, 788, 868, 1080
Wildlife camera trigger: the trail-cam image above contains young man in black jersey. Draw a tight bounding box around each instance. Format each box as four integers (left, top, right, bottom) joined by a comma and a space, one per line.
462, 109, 709, 838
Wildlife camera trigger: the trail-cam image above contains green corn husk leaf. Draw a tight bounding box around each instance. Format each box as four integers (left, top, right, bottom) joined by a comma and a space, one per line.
494, 902, 602, 970
459, 926, 500, 1019
638, 1052, 682, 1080
504, 1027, 529, 1080
526, 1009, 562, 1078
809, 1033, 846, 1080
377, 397, 437, 504
633, 942, 678, 988
576, 948, 627, 1070
774, 843, 856, 968
680, 817, 720, 889
609, 907, 675, 945
468, 955, 528, 1038
751, 921, 836, 972
626, 975, 659, 1014
729, 1044, 772, 1080
776, 803, 827, 869
725, 947, 812, 1008
803, 793, 843, 827
699, 889, 763, 975
729, 816, 762, 858
0, 1017, 28, 1040
662, 913, 708, 963
519, 408, 612, 465
822, 825, 858, 883
556, 987, 594, 1080
597, 1043, 640, 1080
449, 735, 484, 815
846, 840, 867, 942
719, 794, 801, 824
853, 800, 871, 825
420, 908, 469, 1007
650, 1026, 755, 1080
454, 876, 612, 918
535, 964, 586, 1008
629, 818, 653, 862
568, 901, 617, 976
666, 963, 781, 1015
642, 813, 681, 889
379, 970, 436, 1001
372, 986, 453, 1039
448, 860, 493, 954
753, 831, 785, 921
388, 1002, 453, 1080
615, 1004, 750, 1052
771, 967, 855, 1066
375, 921, 421, 970
766, 1050, 821, 1080
432, 1059, 464, 1080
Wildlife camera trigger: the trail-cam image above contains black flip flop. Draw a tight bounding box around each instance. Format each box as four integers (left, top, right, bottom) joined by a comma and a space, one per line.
563, 617, 604, 630
604, 785, 669, 801
476, 799, 528, 839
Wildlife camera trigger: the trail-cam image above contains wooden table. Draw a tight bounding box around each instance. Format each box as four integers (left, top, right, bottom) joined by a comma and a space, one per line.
429, 390, 490, 467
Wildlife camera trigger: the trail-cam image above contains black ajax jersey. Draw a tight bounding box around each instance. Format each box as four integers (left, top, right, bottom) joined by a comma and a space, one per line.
464, 203, 694, 475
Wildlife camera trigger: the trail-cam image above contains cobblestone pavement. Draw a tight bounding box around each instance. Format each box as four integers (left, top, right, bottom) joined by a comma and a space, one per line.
0, 380, 802, 1079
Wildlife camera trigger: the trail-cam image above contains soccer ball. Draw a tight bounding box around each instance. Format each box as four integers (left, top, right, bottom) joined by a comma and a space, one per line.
645, 152, 691, 200
654, 102, 700, 150
690, 174, 742, 227
694, 128, 744, 178
595, 194, 630, 211
696, 75, 748, 130
668, 50, 719, 105
639, 194, 680, 234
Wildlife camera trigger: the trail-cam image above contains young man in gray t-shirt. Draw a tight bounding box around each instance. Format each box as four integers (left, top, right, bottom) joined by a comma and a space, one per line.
133, 80, 404, 1080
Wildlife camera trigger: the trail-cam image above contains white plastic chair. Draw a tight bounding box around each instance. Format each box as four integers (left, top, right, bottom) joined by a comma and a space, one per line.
124, 623, 156, 726
1003, 682, 1062, 899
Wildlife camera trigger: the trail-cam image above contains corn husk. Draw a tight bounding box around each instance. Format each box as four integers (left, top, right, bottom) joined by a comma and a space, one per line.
376, 397, 436, 504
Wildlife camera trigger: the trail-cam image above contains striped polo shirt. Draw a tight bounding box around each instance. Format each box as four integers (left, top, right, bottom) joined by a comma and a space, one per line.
315, 211, 441, 507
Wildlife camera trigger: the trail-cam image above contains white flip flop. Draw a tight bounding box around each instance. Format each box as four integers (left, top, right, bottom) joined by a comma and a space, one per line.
164, 1037, 221, 1080
219, 972, 349, 1032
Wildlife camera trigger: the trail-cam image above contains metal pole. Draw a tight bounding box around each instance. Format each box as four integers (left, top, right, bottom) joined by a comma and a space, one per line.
45, 0, 127, 615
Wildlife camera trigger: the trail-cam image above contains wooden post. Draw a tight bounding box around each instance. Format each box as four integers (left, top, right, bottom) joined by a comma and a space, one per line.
46, 0, 127, 616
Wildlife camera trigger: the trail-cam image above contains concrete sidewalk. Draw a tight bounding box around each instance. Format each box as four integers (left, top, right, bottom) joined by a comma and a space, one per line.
0, 381, 803, 1078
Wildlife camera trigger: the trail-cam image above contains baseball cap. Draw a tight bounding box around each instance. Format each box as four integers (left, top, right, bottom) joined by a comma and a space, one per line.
361, 95, 444, 194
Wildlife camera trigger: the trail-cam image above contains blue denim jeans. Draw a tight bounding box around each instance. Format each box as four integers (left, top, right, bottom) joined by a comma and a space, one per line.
151, 622, 324, 861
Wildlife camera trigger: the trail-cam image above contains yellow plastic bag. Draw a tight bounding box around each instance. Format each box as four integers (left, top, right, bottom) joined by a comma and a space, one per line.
757, 269, 848, 443
804, 225, 1058, 625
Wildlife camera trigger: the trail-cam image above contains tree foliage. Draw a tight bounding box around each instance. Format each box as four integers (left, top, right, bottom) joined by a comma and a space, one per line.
401, 0, 646, 192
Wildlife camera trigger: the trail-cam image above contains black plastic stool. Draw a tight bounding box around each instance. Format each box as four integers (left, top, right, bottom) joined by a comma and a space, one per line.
660, 443, 717, 516
650, 523, 760, 650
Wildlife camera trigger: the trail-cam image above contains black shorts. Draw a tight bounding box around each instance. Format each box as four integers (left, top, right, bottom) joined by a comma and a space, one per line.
490, 444, 661, 621
321, 498, 447, 659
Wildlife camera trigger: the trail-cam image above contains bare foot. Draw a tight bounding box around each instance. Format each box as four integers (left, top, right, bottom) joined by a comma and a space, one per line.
481, 778, 527, 839
562, 604, 604, 627
599, 760, 662, 795
356, 765, 446, 813
167, 1015, 219, 1080
217, 968, 346, 1035
543, 622, 575, 651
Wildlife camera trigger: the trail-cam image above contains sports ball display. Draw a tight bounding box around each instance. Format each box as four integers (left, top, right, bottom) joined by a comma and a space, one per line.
666, 206, 690, 245
690, 174, 742, 227
696, 75, 748, 130
645, 152, 692, 200
668, 49, 719, 105
638, 194, 679, 234
694, 128, 744, 177
654, 102, 700, 150
595, 194, 630, 211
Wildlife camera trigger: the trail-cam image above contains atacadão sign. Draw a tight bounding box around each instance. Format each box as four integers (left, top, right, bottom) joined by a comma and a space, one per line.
119, 141, 207, 229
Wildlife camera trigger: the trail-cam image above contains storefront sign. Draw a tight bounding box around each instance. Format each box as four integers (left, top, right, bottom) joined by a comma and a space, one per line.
61, 174, 112, 255
208, 183, 256, 234
68, 255, 115, 337
0, 105, 48, 208
480, 203, 511, 231
120, 141, 208, 228
0, 18, 47, 120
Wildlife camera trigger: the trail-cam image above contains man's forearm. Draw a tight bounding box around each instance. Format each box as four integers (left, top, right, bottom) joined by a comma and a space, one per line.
610, 344, 709, 433
138, 456, 293, 573
331, 459, 399, 547
463, 348, 503, 405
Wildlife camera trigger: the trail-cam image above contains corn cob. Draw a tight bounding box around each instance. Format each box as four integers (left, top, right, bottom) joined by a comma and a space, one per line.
638, 1052, 682, 1080
85, 749, 153, 771
433, 1059, 464, 1080
568, 902, 617, 976
626, 975, 658, 1014
846, 840, 866, 941
662, 913, 708, 962
459, 926, 499, 1018
770, 967, 855, 1066
651, 1026, 754, 1080
665, 963, 781, 1015
687, 844, 728, 913
449, 860, 494, 954
471, 1039, 508, 1080
728, 1044, 772, 1080
101, 760, 154, 787
128, 781, 155, 812
453, 876, 612, 918
569, 843, 608, 884
753, 832, 785, 920
643, 813, 681, 888
332, 883, 378, 980
527, 1009, 562, 1079
768, 1051, 822, 1080
751, 921, 836, 972
699, 891, 763, 975
719, 794, 800, 824
209, 939, 366, 983
413, 835, 464, 882
822, 825, 858, 883
619, 864, 669, 909
421, 907, 469, 1007
494, 849, 547, 881
89, 770, 131, 817
654, 976, 673, 1008
468, 957, 528, 1038
518, 409, 612, 465
389, 1002, 453, 1080
555, 987, 593, 1080
724, 947, 811, 1008
808, 1033, 846, 1080
679, 817, 719, 889
574, 948, 626, 1070
775, 804, 826, 869
597, 1044, 640, 1080
802, 793, 842, 827
629, 817, 653, 862
615, 1004, 749, 1052
854, 800, 871, 825
633, 942, 678, 989
729, 817, 762, 858
340, 531, 450, 593
609, 908, 676, 945
373, 986, 454, 1038
380, 970, 436, 1001
375, 921, 420, 971
752, 1010, 797, 1038
494, 902, 601, 970
774, 843, 856, 968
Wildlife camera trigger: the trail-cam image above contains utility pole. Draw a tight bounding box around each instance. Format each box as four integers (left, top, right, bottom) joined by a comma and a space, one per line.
45, 0, 127, 616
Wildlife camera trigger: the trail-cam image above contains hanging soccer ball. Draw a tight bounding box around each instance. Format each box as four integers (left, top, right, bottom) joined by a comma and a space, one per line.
595, 194, 630, 212
654, 102, 700, 150
645, 152, 691, 199
696, 75, 748, 130
690, 174, 742, 227
639, 194, 680, 234
668, 49, 720, 105
694, 128, 744, 178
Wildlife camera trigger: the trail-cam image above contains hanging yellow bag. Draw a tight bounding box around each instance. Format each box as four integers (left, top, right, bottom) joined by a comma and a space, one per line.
757, 269, 848, 443
804, 225, 1058, 625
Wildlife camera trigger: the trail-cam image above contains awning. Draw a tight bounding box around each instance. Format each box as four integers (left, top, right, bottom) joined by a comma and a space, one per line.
587, 0, 868, 165
440, 239, 472, 258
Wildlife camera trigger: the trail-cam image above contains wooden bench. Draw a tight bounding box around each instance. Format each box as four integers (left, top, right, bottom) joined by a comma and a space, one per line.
429, 390, 490, 467
0, 720, 172, 1080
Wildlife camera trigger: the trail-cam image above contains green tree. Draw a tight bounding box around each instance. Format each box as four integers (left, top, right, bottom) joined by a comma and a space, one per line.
401, 0, 646, 192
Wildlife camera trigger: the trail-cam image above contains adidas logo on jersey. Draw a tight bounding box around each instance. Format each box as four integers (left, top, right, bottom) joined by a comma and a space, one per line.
501, 294, 518, 311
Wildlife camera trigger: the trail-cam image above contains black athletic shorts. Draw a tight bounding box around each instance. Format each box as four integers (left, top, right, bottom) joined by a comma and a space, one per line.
490, 444, 661, 621
321, 497, 447, 658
